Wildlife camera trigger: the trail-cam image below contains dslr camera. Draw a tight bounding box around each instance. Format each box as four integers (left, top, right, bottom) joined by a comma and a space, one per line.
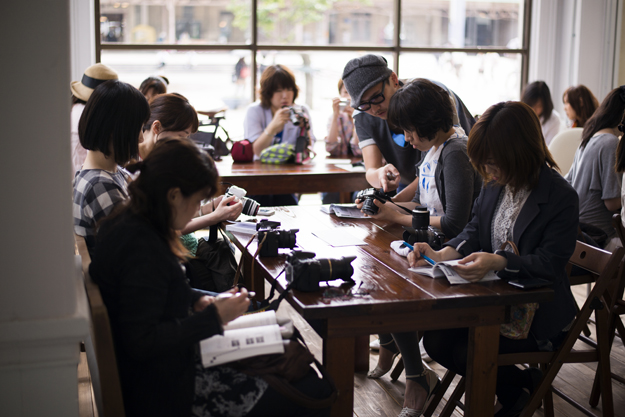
256, 219, 298, 257
355, 188, 393, 216
285, 250, 356, 292
224, 185, 260, 216
403, 208, 445, 250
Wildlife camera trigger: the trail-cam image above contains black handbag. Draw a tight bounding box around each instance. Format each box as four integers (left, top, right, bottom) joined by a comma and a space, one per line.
187, 225, 237, 292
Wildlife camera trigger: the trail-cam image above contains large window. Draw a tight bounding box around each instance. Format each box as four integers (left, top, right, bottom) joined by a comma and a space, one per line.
98, 0, 530, 141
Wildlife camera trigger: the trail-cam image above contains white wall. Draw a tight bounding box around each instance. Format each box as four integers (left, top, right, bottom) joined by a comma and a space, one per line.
70, 0, 96, 81
530, 0, 621, 113
0, 1, 88, 415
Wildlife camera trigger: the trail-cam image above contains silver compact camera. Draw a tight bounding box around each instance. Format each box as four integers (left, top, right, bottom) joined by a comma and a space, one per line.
339, 99, 350, 112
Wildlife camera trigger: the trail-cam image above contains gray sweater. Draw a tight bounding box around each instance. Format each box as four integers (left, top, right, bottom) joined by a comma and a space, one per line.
412, 137, 482, 238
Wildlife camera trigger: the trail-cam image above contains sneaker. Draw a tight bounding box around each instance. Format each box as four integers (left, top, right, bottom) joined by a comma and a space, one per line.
370, 338, 380, 351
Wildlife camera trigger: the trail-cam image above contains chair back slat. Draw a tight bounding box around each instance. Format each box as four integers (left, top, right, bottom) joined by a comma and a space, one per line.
568, 240, 614, 276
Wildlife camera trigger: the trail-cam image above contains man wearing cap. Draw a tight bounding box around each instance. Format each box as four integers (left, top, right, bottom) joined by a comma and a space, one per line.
70, 63, 118, 174
342, 54, 474, 201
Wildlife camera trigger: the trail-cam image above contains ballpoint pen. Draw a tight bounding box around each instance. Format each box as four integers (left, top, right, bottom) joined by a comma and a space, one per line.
403, 241, 436, 266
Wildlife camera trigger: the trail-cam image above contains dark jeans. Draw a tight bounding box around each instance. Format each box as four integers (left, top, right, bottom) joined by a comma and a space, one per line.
423, 328, 541, 408
247, 194, 298, 207
378, 332, 424, 378
247, 369, 333, 417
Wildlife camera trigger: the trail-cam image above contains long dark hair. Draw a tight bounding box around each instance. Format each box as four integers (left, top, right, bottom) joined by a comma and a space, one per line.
521, 81, 555, 123
563, 85, 599, 127
143, 93, 199, 134
468, 101, 557, 192
581, 86, 625, 148
79, 80, 150, 165
124, 139, 219, 259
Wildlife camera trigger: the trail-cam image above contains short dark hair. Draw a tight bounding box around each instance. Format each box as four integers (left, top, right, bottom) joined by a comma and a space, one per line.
521, 81, 555, 123
139, 76, 169, 99
143, 93, 199, 134
582, 86, 625, 148
259, 65, 299, 108
387, 78, 453, 141
468, 101, 558, 192
563, 85, 599, 127
124, 139, 219, 259
79, 80, 150, 165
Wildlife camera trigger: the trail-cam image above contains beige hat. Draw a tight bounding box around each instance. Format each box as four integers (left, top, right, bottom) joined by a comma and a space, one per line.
70, 63, 118, 101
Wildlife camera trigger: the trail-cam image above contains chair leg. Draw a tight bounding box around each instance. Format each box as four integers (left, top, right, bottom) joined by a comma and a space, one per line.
440, 377, 465, 417
422, 370, 456, 417
539, 363, 555, 417
592, 303, 614, 416
390, 356, 404, 381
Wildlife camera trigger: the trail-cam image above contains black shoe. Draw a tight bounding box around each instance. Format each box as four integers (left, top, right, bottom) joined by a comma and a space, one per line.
523, 367, 543, 394
494, 390, 530, 417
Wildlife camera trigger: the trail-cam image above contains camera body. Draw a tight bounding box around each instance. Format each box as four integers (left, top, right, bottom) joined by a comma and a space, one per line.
354, 188, 392, 215
224, 185, 260, 216
287, 106, 306, 126
402, 208, 445, 250
256, 219, 298, 257
338, 99, 350, 112
285, 250, 356, 292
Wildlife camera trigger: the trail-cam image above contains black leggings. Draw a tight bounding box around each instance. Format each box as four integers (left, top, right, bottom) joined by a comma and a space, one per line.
423, 328, 540, 408
247, 369, 333, 417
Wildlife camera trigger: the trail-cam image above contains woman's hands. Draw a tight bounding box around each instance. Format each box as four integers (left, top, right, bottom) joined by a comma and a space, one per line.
453, 252, 507, 282
193, 295, 215, 312
212, 195, 243, 222
376, 164, 401, 192
407, 243, 445, 267
266, 107, 292, 137
214, 288, 250, 325
331, 97, 341, 116
355, 198, 403, 223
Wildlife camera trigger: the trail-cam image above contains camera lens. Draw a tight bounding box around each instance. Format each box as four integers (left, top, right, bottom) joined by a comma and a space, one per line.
240, 197, 260, 216
412, 208, 429, 230
289, 108, 300, 126
319, 256, 356, 281
277, 229, 298, 249
361, 198, 379, 216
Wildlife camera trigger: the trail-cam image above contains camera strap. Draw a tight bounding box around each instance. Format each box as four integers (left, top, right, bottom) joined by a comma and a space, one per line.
388, 200, 414, 215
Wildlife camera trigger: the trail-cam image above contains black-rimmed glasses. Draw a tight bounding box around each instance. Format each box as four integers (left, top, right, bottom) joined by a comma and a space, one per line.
355, 81, 387, 111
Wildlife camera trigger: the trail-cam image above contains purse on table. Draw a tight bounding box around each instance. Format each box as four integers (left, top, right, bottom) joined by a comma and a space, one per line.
499, 240, 539, 340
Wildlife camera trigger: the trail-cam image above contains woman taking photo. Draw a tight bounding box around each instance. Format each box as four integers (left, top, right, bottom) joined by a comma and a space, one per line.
521, 81, 561, 145
90, 139, 331, 417
566, 86, 625, 248
409, 101, 578, 417
562, 84, 599, 128
243, 64, 315, 206
73, 79, 150, 256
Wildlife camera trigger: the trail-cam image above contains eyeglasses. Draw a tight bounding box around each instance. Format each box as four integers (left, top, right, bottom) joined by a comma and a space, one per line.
355, 81, 387, 111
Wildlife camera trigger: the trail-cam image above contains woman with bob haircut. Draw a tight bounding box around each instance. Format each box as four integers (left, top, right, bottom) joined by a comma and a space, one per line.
409, 101, 578, 417
243, 64, 315, 206
139, 75, 169, 102
73, 79, 150, 256
566, 86, 625, 248
139, 93, 244, 290
90, 139, 332, 417
360, 79, 481, 417
562, 84, 599, 128
521, 81, 561, 145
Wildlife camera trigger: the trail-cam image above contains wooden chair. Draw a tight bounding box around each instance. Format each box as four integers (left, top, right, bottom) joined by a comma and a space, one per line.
75, 234, 126, 417
424, 242, 624, 417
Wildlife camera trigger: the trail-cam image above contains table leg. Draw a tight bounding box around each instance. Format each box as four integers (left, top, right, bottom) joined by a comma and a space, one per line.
339, 192, 352, 204
355, 335, 369, 373
465, 324, 499, 416
324, 336, 355, 417
242, 254, 265, 300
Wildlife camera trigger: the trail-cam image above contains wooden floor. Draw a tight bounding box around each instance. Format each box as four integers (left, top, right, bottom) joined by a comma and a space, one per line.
77, 281, 625, 417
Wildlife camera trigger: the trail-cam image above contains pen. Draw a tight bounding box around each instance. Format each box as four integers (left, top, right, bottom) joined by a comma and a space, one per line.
403, 241, 436, 266
216, 291, 256, 299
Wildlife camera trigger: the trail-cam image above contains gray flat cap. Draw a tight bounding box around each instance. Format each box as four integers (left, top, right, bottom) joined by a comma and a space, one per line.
342, 55, 393, 108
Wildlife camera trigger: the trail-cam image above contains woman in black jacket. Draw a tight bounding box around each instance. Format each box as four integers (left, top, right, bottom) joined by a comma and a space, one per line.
409, 102, 579, 417
90, 139, 330, 417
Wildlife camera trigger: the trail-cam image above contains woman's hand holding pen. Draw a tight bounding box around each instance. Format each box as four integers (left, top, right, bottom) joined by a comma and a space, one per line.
407, 243, 440, 267
214, 288, 251, 325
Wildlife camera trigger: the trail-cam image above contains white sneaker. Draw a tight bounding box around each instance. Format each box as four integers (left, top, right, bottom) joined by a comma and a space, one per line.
420, 340, 432, 363
370, 338, 380, 351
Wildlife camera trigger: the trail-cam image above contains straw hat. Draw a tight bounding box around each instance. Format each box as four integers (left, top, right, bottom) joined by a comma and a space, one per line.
70, 63, 118, 101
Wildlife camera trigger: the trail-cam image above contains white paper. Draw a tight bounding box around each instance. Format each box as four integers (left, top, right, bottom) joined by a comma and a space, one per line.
225, 222, 258, 234
201, 324, 284, 367
333, 163, 366, 172
312, 228, 367, 247
320, 204, 368, 219
409, 259, 499, 284
223, 310, 277, 331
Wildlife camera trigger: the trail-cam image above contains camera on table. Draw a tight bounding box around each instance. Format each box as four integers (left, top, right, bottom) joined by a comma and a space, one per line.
403, 208, 445, 250
285, 250, 356, 292
287, 106, 306, 126
256, 219, 298, 257
354, 188, 392, 215
224, 185, 260, 216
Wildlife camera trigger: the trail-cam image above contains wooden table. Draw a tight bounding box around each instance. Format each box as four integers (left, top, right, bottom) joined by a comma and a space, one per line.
223, 206, 553, 417
214, 155, 369, 203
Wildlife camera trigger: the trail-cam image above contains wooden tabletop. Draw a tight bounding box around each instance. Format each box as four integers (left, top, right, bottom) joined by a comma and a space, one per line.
224, 206, 553, 416
214, 155, 370, 196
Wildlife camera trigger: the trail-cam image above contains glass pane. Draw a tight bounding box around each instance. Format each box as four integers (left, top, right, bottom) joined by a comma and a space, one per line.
398, 52, 522, 115
101, 50, 254, 140
257, 0, 394, 46
401, 0, 525, 48
255, 51, 394, 142
100, 0, 251, 45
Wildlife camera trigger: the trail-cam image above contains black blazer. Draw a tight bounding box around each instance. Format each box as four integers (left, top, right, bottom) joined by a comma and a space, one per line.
446, 164, 579, 340
90, 212, 223, 417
